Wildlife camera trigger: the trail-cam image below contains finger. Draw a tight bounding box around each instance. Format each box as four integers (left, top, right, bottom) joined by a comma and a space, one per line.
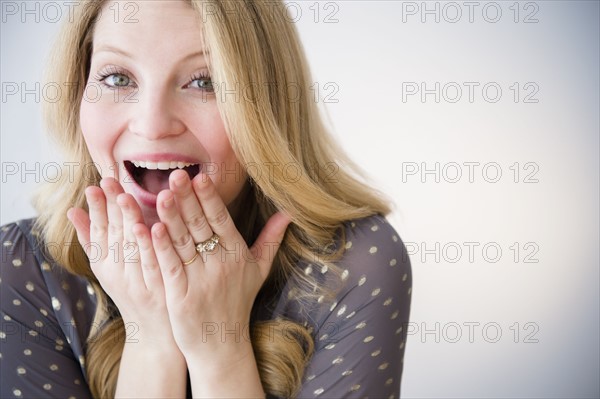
169, 169, 213, 243
100, 178, 125, 247
67, 207, 91, 250
156, 189, 199, 266
133, 222, 164, 291
117, 193, 145, 282
250, 211, 291, 279
152, 222, 189, 301
84, 186, 108, 262
117, 193, 143, 243
191, 172, 243, 246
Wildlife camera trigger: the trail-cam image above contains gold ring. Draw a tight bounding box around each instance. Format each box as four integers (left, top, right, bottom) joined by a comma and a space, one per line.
195, 233, 220, 253
182, 252, 199, 266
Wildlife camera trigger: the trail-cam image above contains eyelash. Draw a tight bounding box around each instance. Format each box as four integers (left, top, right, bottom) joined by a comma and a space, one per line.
187, 72, 213, 91
92, 66, 213, 92
93, 66, 132, 89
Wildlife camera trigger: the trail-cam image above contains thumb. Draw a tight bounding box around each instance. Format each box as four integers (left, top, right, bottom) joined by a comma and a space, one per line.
67, 208, 91, 254
251, 211, 291, 279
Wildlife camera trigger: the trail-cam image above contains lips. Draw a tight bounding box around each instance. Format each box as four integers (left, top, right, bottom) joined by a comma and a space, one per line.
122, 157, 201, 207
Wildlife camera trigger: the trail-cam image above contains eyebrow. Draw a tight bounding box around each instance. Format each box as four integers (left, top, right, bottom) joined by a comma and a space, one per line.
93, 45, 207, 62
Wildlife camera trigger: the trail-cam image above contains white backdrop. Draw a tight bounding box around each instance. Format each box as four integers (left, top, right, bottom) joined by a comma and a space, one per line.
1, 1, 599, 397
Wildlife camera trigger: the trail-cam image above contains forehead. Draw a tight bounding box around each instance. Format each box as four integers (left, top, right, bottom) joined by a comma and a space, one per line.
92, 0, 204, 56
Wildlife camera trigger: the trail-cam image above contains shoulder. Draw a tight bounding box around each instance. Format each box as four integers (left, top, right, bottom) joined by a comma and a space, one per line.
1, 219, 60, 322
0, 218, 98, 358
0, 218, 62, 294
293, 215, 413, 397
0, 218, 35, 244
1, 220, 96, 397
341, 214, 410, 267
0, 218, 46, 281
337, 214, 412, 292
304, 213, 413, 331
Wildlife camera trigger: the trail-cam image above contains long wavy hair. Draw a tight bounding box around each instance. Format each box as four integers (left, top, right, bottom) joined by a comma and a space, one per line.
34, 0, 392, 397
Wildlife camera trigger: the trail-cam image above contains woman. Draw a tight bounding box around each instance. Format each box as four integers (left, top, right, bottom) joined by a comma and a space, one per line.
0, 0, 412, 397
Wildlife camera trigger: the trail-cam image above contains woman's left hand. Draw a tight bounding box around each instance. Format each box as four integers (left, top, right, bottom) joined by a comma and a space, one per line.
150, 169, 291, 365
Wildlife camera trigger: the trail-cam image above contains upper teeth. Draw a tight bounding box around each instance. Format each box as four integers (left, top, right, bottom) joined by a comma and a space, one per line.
131, 161, 197, 170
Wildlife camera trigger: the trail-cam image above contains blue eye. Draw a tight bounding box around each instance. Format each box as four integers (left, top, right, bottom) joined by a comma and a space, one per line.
188, 73, 214, 92
93, 66, 132, 89
103, 73, 130, 87
92, 67, 213, 92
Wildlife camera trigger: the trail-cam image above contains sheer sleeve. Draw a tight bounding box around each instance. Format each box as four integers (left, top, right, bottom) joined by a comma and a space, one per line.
296, 215, 412, 398
0, 220, 94, 398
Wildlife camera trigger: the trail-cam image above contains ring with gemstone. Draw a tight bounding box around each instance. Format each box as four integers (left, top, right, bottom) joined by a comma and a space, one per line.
195, 233, 220, 254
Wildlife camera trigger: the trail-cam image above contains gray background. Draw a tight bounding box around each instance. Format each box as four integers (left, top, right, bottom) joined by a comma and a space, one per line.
1, 1, 599, 397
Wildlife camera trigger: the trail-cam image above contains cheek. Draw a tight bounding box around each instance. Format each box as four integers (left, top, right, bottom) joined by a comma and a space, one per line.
197, 114, 247, 204
79, 99, 122, 177
212, 151, 248, 206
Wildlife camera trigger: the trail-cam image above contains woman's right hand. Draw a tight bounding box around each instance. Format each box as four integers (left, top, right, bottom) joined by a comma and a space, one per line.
67, 177, 178, 349
68, 178, 187, 396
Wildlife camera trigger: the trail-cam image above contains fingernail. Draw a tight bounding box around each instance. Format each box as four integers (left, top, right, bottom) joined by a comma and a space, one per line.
173, 172, 187, 188
118, 195, 130, 210
84, 189, 94, 204
163, 194, 174, 208
193, 173, 209, 188
133, 227, 144, 240
153, 224, 165, 238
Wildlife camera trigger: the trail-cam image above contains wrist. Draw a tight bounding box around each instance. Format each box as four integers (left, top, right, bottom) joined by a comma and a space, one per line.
184, 339, 255, 375
122, 337, 185, 362
117, 338, 187, 398
185, 341, 265, 398
120, 318, 179, 348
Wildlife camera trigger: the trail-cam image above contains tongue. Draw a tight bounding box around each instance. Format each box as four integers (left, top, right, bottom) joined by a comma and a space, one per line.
141, 169, 172, 195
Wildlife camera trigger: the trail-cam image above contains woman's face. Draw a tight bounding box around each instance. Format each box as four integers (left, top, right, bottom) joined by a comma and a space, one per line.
79, 0, 247, 226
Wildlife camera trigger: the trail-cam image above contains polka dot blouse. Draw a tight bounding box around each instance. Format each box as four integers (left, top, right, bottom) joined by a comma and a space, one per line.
0, 215, 412, 398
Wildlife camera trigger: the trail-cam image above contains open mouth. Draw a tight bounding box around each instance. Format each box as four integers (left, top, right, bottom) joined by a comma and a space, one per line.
124, 160, 201, 196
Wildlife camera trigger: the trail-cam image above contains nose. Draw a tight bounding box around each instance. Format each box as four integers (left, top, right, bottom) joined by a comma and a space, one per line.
128, 88, 187, 140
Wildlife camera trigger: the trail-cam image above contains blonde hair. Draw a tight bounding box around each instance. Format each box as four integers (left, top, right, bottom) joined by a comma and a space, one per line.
35, 0, 392, 397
